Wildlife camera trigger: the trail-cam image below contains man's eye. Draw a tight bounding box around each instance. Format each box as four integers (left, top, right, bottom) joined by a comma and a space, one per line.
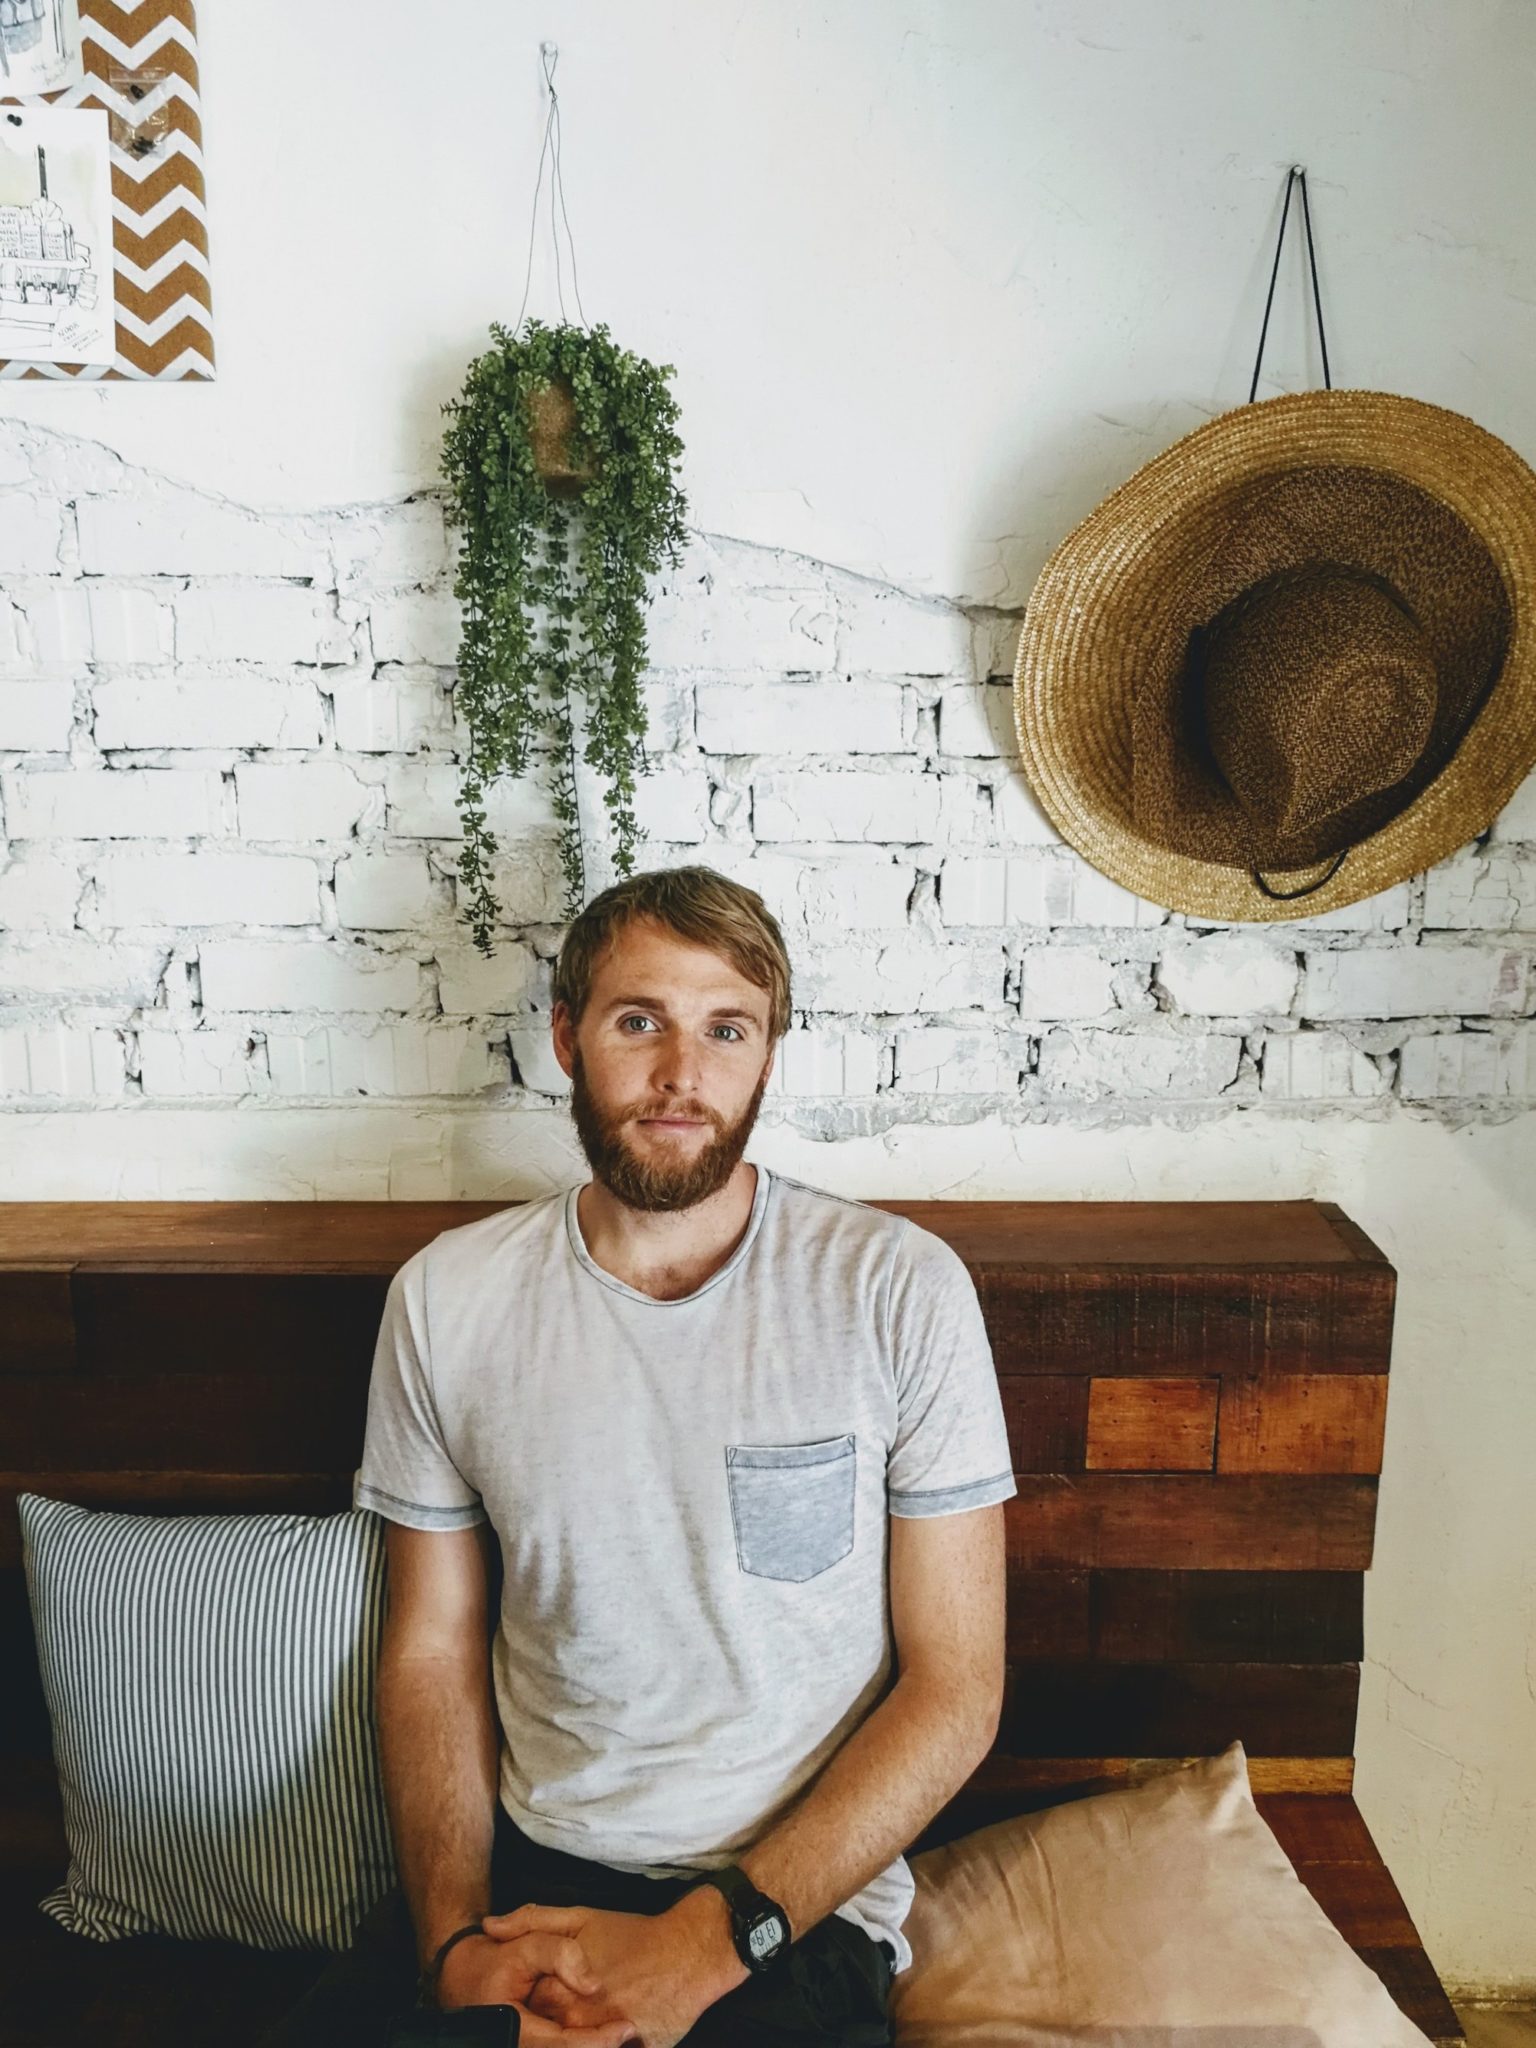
620, 1015, 655, 1033
713, 1025, 742, 1041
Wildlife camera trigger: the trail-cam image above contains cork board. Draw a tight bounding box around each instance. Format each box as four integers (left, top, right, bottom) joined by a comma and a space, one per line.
0, 0, 211, 380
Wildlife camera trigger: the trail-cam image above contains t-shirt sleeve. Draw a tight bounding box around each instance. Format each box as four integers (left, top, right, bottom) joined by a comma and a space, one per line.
352, 1253, 487, 1531
883, 1222, 1018, 1518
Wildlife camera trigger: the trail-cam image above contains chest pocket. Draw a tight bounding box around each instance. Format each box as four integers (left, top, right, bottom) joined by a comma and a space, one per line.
725, 1435, 856, 1583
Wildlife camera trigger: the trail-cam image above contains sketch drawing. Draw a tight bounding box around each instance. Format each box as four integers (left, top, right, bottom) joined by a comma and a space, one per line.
0, 106, 112, 363
0, 0, 83, 96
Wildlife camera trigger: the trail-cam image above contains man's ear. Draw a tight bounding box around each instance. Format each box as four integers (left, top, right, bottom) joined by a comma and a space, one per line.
551, 1000, 576, 1080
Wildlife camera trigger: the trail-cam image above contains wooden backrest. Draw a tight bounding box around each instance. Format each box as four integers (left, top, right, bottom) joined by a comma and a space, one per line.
0, 1195, 1392, 1844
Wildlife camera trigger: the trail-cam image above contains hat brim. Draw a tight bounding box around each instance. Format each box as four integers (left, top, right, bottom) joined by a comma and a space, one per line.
1012, 389, 1536, 920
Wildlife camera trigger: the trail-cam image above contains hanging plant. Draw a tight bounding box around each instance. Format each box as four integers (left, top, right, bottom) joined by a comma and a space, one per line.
439, 315, 688, 953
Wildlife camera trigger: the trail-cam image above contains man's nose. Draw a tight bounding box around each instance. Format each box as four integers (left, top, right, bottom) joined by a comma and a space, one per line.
652, 1035, 701, 1092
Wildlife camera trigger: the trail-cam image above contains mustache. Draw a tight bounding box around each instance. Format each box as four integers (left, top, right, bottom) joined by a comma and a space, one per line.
628, 1103, 721, 1128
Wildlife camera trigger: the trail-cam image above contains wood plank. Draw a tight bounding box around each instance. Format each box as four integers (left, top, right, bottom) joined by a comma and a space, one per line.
0, 1269, 75, 1374
1218, 1373, 1389, 1474
2, 1371, 369, 1471
999, 1375, 1089, 1470
1353, 1947, 1465, 2047
1085, 1376, 1218, 1469
1000, 1659, 1360, 1756
1006, 1474, 1378, 1569
1089, 1567, 1363, 1663
70, 1272, 390, 1378
977, 1265, 1396, 1376
0, 1196, 1387, 1270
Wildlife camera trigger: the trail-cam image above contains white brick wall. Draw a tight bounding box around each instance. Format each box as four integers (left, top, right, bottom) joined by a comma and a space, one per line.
1, 420, 1532, 1117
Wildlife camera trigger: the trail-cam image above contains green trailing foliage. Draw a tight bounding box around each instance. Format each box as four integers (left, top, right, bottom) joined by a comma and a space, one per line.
439, 317, 688, 952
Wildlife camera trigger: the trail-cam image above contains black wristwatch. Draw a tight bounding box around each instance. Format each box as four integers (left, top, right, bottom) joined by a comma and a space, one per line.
686, 1865, 791, 1974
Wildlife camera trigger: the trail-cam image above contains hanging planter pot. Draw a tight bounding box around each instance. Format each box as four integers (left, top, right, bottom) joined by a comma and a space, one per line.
439, 316, 687, 953
525, 375, 599, 496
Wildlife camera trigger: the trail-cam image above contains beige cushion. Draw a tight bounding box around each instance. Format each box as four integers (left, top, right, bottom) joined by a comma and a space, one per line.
889, 1740, 1431, 2047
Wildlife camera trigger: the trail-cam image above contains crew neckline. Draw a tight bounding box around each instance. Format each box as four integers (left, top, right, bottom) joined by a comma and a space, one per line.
564, 1161, 773, 1306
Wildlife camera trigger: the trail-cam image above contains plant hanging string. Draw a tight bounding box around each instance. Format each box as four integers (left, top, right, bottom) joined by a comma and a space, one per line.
517, 42, 589, 335
522, 41, 591, 911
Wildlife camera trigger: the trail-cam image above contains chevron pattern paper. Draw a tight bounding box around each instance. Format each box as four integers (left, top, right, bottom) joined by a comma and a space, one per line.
0, 0, 211, 380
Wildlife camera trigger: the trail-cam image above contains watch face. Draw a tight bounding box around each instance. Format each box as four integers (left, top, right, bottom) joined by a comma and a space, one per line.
746, 1909, 787, 1966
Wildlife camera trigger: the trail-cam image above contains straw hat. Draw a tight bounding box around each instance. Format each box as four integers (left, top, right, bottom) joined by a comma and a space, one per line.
1011, 387, 1536, 919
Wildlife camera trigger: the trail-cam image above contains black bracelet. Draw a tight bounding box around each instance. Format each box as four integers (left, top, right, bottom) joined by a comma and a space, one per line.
416, 1918, 486, 2009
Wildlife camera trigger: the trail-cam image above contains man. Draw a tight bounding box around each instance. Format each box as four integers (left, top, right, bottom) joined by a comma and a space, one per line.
259, 864, 1015, 2048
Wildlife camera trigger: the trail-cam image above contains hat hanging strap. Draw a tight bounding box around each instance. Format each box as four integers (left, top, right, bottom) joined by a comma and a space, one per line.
1250, 847, 1349, 900
1248, 165, 1331, 404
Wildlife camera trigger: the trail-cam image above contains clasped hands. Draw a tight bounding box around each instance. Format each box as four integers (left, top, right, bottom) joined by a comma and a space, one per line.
435, 1888, 748, 2047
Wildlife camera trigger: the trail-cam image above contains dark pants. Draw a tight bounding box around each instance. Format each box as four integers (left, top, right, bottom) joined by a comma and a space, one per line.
253, 1801, 895, 2047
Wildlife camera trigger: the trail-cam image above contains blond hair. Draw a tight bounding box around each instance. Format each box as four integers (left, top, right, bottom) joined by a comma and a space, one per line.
552, 866, 792, 1040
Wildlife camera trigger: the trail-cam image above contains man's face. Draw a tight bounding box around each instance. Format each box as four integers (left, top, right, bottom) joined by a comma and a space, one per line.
552, 917, 778, 1213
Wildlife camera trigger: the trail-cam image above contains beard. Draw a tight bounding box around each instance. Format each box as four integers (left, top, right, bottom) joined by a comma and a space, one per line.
569, 1048, 771, 1214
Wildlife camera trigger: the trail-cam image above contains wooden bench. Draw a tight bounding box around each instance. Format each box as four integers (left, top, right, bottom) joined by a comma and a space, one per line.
0, 1196, 1464, 2047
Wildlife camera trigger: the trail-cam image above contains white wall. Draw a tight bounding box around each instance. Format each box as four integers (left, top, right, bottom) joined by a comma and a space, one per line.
1, 0, 1533, 2000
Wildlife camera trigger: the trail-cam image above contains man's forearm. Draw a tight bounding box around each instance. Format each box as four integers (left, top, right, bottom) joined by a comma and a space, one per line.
735, 1671, 994, 1946
376, 1647, 501, 1969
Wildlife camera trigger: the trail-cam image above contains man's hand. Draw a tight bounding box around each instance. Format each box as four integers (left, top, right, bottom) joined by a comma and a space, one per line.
479, 1890, 748, 2048
435, 1928, 640, 2044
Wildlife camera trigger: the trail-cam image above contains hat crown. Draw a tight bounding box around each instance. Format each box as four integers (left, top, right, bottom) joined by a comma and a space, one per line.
1198, 563, 1438, 843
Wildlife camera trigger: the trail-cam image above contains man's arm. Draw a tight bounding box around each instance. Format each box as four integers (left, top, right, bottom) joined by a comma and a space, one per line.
496, 1500, 1008, 2029
671, 1499, 1008, 1983
376, 1518, 502, 1969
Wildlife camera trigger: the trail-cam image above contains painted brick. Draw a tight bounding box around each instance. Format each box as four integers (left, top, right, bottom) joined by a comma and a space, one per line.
645, 585, 836, 672
0, 937, 166, 1005
94, 673, 324, 751
0, 495, 64, 574
1489, 765, 1536, 842
265, 1022, 501, 1097
235, 760, 377, 841
77, 491, 326, 579
1300, 946, 1526, 1020
1399, 1027, 1536, 1099
940, 853, 1164, 928
96, 852, 319, 928
86, 585, 176, 663
632, 764, 711, 843
937, 684, 1016, 757
0, 676, 76, 751
892, 1027, 1027, 1094
1037, 1027, 1243, 1100
176, 584, 358, 665
1018, 946, 1118, 1019
640, 676, 693, 752
369, 588, 462, 665
1423, 850, 1536, 931
329, 664, 456, 752
836, 583, 973, 675
19, 586, 90, 664
695, 678, 908, 754
769, 1028, 885, 1097
1156, 936, 1300, 1017
385, 761, 558, 838
0, 851, 80, 928
138, 1028, 269, 1098
992, 775, 1064, 846
334, 851, 440, 929
0, 1023, 124, 1096
330, 501, 450, 589
2, 766, 223, 839
198, 940, 420, 1013
510, 1025, 570, 1096
753, 770, 984, 844
797, 941, 1002, 1013
435, 940, 543, 1017
1259, 1030, 1389, 1099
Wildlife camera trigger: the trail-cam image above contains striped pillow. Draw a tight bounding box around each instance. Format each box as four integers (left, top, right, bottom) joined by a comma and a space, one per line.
18, 1493, 397, 1950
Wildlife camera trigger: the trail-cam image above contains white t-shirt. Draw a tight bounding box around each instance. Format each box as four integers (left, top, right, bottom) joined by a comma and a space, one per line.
353, 1161, 1017, 1973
